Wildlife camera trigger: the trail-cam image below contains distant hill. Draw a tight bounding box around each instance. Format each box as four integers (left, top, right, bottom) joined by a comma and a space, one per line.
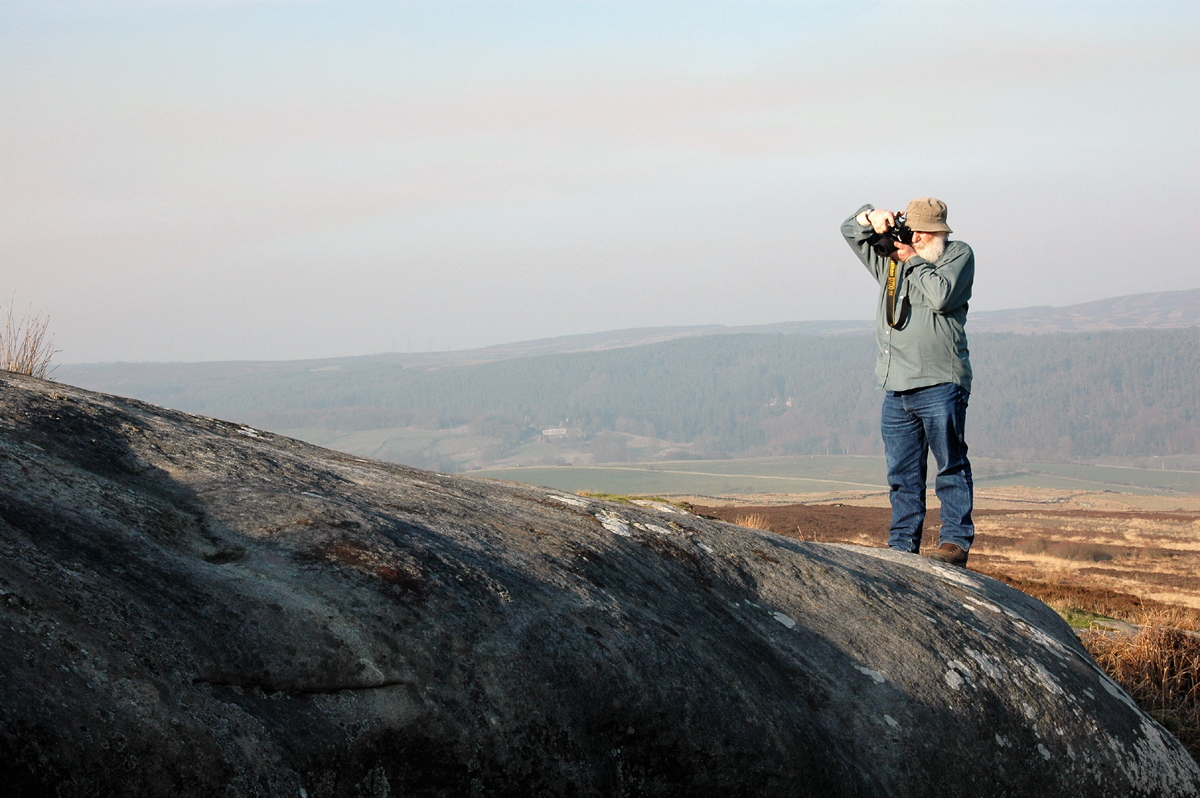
54, 325, 1200, 472
969, 288, 1200, 334
58, 287, 1200, 381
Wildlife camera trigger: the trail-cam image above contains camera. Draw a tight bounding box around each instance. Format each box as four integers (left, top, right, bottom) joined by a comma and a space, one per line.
867, 217, 913, 258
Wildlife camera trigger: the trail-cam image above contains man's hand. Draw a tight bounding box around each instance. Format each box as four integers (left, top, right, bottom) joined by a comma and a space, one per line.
866, 209, 897, 234
892, 242, 917, 262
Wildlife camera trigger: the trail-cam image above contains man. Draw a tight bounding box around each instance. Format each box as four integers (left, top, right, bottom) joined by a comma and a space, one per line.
840, 198, 974, 566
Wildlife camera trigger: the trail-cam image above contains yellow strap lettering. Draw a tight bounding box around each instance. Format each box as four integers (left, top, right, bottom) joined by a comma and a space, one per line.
885, 259, 899, 328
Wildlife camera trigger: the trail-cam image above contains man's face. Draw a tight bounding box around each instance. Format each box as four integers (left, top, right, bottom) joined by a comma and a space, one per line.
911, 230, 946, 263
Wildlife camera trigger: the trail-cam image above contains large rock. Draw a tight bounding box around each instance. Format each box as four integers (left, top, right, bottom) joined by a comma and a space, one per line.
1, 372, 1197, 797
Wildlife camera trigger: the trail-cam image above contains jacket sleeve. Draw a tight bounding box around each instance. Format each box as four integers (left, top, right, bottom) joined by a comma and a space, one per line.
903, 242, 974, 313
840, 204, 887, 283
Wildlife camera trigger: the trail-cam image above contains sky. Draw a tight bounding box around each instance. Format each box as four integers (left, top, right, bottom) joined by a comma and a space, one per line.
2, 1, 1198, 363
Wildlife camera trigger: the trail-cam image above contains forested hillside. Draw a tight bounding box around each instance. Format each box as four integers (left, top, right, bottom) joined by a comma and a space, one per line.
59, 328, 1200, 469
970, 331, 1200, 460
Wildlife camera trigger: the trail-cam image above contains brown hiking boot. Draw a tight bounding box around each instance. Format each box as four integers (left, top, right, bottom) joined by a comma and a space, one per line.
925, 543, 968, 567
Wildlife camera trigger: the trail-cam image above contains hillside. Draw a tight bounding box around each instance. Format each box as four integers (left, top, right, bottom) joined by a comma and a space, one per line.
53, 326, 1200, 472
970, 288, 1200, 334
58, 287, 1200, 379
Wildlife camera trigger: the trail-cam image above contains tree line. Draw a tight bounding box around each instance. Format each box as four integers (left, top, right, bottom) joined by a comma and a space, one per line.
72, 328, 1200, 465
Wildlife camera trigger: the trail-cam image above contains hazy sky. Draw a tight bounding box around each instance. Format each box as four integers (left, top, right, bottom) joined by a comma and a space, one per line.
3, 1, 1197, 363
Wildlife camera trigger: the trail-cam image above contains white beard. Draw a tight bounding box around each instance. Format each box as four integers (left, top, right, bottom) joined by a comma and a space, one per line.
914, 235, 947, 263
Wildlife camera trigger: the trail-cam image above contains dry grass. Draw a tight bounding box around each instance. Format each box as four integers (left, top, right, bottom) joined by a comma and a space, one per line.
1081, 618, 1200, 760
967, 509, 1200, 611
972, 571, 1200, 628
1014, 537, 1130, 561
734, 513, 772, 530
1, 302, 57, 379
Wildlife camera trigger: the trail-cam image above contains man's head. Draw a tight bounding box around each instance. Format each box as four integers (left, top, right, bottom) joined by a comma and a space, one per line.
905, 197, 950, 262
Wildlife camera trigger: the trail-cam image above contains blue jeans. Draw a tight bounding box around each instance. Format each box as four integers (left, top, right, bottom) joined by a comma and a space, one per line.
881, 383, 974, 553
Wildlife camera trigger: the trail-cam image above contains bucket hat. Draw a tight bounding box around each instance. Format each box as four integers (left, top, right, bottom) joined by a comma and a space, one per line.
905, 197, 952, 233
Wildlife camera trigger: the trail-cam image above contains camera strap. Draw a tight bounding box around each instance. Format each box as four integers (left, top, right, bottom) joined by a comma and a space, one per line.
885, 258, 901, 328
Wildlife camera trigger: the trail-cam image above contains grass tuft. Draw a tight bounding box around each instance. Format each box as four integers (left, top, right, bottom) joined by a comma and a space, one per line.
1, 300, 58, 379
734, 513, 773, 530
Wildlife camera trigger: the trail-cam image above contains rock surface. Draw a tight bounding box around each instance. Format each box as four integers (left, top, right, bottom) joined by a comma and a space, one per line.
1, 373, 1198, 797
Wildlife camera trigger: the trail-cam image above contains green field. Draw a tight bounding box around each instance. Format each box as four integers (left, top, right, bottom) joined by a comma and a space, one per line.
469, 456, 1200, 497
470, 456, 883, 496
1002, 462, 1200, 493
281, 426, 1200, 497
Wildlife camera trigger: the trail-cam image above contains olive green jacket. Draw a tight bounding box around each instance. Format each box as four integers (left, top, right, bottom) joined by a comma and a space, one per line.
841, 205, 973, 392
